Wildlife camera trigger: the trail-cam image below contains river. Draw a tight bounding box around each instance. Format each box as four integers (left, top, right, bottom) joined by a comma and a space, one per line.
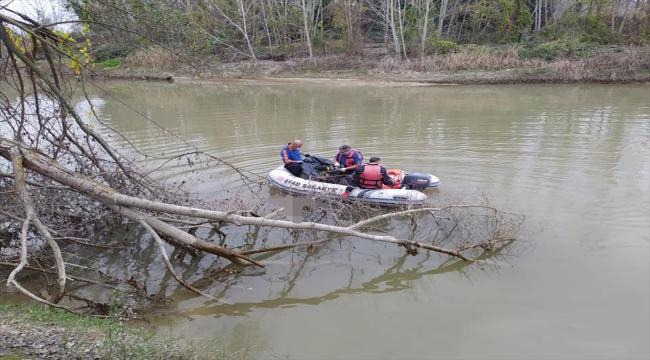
6, 80, 650, 359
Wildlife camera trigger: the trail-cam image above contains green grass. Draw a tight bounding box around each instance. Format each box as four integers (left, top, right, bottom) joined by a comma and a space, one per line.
0, 303, 246, 360
100, 58, 122, 68
0, 302, 108, 328
0, 355, 24, 360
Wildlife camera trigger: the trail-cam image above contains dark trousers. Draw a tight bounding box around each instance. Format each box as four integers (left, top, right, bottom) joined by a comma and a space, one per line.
337, 169, 355, 185
336, 175, 352, 185
284, 162, 302, 177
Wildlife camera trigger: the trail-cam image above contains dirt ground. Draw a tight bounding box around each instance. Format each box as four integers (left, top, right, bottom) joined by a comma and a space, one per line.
0, 316, 106, 360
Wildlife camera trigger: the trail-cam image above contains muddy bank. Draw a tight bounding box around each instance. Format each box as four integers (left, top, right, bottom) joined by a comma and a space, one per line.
1, 314, 104, 360
0, 303, 240, 360
89, 45, 650, 85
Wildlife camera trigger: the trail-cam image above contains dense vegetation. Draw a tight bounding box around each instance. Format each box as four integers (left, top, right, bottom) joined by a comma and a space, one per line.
59, 0, 649, 65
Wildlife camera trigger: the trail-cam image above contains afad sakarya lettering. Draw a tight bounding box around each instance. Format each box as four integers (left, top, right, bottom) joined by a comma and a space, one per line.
283, 178, 338, 192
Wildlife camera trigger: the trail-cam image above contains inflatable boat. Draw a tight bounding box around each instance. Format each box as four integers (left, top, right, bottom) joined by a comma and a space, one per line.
267, 156, 440, 206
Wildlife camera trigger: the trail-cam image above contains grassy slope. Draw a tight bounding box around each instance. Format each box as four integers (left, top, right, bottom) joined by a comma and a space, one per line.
0, 303, 244, 360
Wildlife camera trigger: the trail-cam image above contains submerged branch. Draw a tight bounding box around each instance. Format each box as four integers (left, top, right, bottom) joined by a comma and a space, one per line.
0, 262, 121, 290
139, 220, 230, 304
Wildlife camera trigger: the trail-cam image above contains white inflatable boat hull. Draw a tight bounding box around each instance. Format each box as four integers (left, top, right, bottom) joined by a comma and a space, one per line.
267, 166, 437, 206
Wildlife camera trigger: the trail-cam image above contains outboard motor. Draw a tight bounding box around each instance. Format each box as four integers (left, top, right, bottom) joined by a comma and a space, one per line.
401, 173, 431, 191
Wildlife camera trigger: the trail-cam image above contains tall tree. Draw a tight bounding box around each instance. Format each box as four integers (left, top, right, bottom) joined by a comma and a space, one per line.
366, 0, 405, 57
413, 0, 435, 57
437, 0, 450, 36
332, 0, 365, 55
296, 0, 317, 58
207, 0, 260, 60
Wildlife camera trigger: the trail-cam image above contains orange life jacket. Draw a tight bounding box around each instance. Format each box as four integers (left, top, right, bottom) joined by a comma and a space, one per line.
358, 164, 383, 189
336, 149, 362, 167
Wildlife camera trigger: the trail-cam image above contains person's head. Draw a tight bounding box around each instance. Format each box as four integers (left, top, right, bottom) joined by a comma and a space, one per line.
368, 156, 381, 164
291, 140, 303, 149
339, 144, 351, 156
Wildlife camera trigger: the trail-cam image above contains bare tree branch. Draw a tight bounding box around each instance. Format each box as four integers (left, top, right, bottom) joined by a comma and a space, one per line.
9, 146, 67, 303
139, 219, 230, 304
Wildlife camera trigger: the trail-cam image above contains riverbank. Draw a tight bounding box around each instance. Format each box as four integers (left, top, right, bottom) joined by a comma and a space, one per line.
90, 44, 650, 85
0, 303, 242, 360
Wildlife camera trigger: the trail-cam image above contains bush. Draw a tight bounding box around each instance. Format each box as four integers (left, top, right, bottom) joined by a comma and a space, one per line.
537, 15, 617, 45
579, 15, 613, 44
90, 42, 131, 63
431, 40, 460, 54
518, 38, 595, 60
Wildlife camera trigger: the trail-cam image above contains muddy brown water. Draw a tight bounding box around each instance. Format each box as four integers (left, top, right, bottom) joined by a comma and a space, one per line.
2, 80, 649, 359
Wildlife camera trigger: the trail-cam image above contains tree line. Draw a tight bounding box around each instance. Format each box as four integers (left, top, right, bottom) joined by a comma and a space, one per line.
61, 0, 649, 62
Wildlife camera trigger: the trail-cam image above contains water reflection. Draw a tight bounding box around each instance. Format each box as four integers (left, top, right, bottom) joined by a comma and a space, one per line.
169, 241, 516, 319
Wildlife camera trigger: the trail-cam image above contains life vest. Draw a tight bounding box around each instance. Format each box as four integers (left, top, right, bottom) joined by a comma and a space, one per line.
358, 164, 383, 189
336, 149, 363, 167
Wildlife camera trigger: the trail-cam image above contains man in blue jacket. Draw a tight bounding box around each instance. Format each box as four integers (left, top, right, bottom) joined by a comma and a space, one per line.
280, 140, 304, 176
333, 144, 363, 175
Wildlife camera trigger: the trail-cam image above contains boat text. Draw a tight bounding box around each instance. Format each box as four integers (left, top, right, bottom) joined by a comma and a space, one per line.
283, 178, 338, 192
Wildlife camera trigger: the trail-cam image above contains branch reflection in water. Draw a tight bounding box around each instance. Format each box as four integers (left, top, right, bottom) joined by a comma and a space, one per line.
166, 240, 519, 318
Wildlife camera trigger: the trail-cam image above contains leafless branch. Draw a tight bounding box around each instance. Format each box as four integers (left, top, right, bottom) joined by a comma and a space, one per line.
139, 219, 230, 304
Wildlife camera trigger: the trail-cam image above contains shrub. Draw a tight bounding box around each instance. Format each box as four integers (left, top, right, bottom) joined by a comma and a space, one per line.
518, 38, 595, 60
537, 15, 616, 45
431, 40, 460, 55
91, 42, 131, 62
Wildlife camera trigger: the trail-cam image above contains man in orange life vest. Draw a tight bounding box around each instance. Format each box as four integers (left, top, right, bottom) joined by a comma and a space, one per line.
333, 145, 363, 175
280, 140, 304, 177
344, 156, 399, 199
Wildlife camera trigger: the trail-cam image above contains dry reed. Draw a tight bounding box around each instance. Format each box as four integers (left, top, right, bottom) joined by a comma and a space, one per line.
125, 46, 185, 69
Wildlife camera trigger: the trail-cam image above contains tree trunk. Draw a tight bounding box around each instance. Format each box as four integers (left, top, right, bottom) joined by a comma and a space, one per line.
446, 0, 460, 38
261, 1, 274, 55
301, 0, 313, 58
389, 0, 401, 55
237, 0, 257, 61
437, 0, 449, 36
397, 0, 408, 59
617, 0, 631, 34
421, 0, 432, 58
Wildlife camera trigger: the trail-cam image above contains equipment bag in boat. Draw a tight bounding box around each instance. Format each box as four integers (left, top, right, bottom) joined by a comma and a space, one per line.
299, 155, 341, 182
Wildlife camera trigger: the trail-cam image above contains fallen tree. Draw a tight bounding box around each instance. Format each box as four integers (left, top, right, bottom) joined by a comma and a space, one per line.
0, 10, 525, 314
